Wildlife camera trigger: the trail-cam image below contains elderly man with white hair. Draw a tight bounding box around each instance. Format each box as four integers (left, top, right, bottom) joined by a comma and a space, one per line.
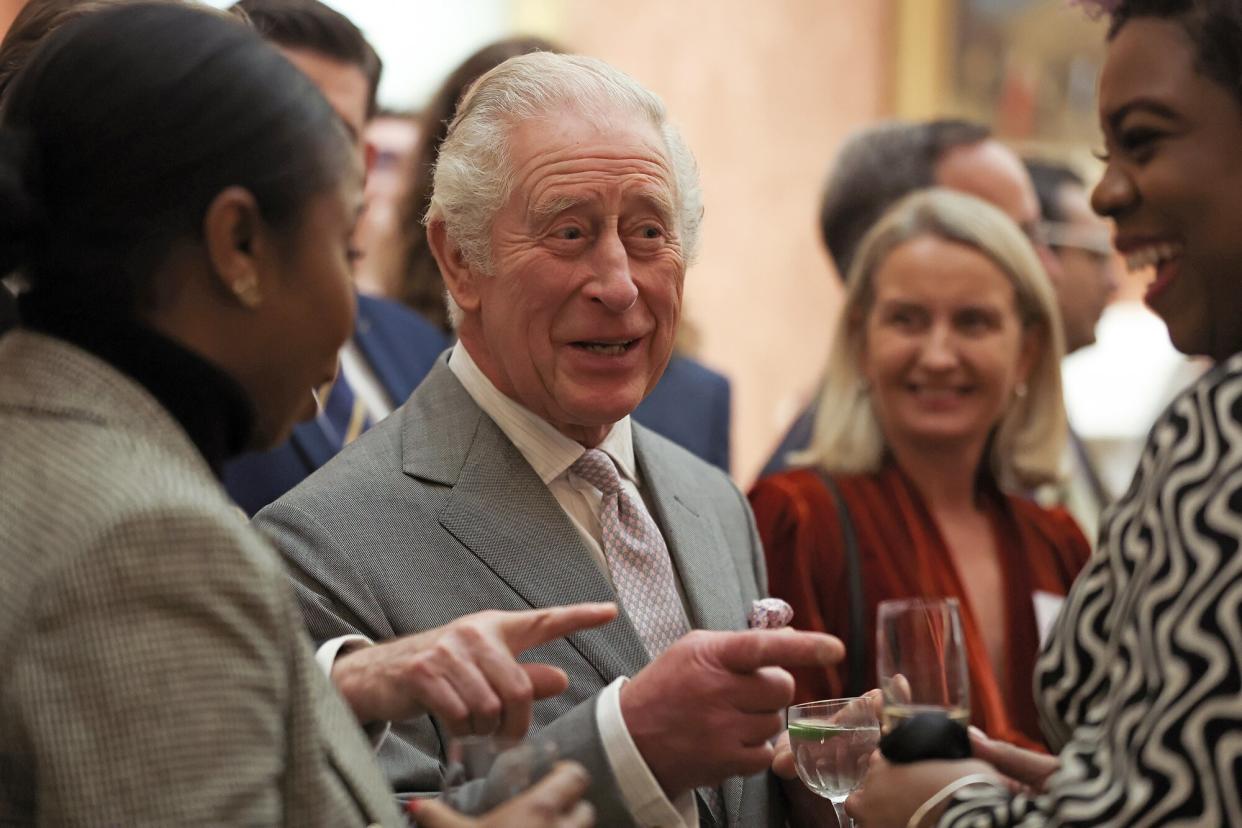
256, 52, 842, 827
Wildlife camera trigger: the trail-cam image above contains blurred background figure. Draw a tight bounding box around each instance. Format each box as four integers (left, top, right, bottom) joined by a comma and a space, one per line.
1024, 160, 1118, 356
221, 0, 448, 516
1024, 158, 1119, 539
349, 109, 419, 297
750, 189, 1090, 750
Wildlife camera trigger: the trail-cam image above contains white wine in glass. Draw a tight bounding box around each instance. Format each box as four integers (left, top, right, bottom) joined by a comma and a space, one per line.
875, 598, 971, 734
787, 698, 880, 828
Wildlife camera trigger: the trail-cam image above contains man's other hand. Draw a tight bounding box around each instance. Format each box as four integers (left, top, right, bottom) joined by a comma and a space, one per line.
620, 628, 844, 797
333, 603, 618, 738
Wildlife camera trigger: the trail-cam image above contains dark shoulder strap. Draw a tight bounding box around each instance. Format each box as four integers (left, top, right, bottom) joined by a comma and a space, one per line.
816, 470, 867, 698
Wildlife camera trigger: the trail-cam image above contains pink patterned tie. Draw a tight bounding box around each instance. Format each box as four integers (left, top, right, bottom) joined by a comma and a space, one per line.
570, 449, 690, 658
571, 449, 725, 824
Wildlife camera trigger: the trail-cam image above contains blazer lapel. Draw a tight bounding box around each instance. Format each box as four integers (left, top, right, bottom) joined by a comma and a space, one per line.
401, 363, 651, 684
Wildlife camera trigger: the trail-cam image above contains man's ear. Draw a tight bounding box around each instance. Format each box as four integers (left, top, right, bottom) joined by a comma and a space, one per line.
203, 186, 268, 310
428, 220, 482, 315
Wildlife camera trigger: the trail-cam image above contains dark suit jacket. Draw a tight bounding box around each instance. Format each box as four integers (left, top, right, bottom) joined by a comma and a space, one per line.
224, 293, 447, 515
254, 359, 784, 828
634, 353, 732, 473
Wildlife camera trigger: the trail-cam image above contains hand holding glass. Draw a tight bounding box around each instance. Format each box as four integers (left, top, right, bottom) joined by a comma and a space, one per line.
786, 697, 881, 828
875, 598, 970, 733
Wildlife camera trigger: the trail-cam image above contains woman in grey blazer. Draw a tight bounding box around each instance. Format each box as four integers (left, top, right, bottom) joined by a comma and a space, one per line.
0, 4, 597, 826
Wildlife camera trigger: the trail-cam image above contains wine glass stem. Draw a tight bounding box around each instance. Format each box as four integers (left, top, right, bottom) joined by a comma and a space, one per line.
832, 798, 853, 828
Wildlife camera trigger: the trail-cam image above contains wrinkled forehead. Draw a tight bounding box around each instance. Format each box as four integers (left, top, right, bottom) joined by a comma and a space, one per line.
505, 105, 678, 212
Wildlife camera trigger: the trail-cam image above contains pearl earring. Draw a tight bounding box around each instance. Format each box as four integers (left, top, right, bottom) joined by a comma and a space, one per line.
232, 275, 262, 309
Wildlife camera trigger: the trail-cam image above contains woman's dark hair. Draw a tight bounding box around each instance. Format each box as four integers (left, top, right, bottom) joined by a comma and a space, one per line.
1101, 1, 1242, 106
395, 35, 560, 332
0, 2, 351, 313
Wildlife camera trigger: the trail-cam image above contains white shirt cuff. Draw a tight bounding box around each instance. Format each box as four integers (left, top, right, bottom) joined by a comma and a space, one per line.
316, 634, 391, 750
597, 677, 698, 827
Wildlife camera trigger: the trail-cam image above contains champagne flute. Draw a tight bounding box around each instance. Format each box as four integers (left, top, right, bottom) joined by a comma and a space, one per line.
787, 697, 881, 828
875, 597, 970, 733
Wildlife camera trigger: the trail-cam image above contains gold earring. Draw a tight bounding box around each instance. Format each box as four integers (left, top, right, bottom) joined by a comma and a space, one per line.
232, 275, 262, 309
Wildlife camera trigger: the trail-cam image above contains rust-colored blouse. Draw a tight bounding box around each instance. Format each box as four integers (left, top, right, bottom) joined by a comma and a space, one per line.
749, 463, 1091, 749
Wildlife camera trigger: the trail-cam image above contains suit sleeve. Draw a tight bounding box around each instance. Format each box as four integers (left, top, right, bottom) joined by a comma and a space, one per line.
256, 498, 645, 823
255, 498, 397, 646
8, 509, 291, 826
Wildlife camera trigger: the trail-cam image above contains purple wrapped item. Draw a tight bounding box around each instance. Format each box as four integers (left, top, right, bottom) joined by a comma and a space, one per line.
747, 598, 794, 629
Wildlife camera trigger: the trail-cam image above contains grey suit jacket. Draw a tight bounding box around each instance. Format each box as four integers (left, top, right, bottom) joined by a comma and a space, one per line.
256, 358, 787, 827
0, 330, 401, 827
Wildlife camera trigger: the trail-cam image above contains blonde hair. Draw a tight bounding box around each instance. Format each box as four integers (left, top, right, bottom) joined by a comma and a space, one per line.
792, 188, 1067, 491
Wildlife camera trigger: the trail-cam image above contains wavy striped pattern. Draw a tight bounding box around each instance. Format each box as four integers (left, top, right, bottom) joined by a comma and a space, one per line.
941, 354, 1242, 826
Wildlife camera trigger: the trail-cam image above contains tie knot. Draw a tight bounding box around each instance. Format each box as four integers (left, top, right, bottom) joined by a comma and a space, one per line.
570, 448, 623, 496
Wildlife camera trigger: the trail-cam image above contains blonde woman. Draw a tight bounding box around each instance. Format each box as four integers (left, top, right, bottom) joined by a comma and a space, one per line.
750, 188, 1090, 749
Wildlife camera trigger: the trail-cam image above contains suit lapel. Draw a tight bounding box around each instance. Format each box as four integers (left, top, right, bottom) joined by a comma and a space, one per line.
402, 363, 650, 684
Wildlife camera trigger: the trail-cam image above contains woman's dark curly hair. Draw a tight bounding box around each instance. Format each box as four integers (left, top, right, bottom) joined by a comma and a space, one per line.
1081, 0, 1242, 106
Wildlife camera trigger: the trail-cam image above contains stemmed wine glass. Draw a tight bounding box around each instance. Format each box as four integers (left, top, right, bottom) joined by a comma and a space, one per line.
875, 597, 970, 733
786, 697, 881, 828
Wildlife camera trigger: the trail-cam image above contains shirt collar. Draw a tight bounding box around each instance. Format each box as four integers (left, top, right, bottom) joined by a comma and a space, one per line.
447, 341, 639, 486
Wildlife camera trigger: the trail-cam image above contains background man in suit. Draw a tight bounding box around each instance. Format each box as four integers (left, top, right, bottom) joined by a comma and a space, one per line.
223, 0, 448, 516
257, 52, 841, 827
759, 119, 1068, 478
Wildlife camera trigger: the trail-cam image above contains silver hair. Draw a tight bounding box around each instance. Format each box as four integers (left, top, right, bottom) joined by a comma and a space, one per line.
425, 51, 703, 327
793, 188, 1067, 492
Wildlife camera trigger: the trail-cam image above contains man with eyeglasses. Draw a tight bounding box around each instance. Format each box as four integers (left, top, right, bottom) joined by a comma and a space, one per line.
1025, 160, 1121, 355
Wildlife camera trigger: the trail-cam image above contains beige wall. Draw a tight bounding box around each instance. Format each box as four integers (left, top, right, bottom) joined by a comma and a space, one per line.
531, 0, 894, 484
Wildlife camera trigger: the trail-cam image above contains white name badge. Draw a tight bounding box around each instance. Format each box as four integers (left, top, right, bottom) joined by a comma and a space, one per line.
1033, 591, 1066, 648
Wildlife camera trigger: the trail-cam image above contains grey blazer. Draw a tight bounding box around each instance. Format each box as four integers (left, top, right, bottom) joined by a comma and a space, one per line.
0, 330, 401, 827
256, 358, 787, 827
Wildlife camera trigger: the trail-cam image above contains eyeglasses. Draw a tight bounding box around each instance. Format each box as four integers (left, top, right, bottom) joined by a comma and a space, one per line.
1040, 220, 1115, 262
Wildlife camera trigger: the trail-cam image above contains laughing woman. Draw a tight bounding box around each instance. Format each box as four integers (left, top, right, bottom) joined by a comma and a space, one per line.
845, 1, 1242, 825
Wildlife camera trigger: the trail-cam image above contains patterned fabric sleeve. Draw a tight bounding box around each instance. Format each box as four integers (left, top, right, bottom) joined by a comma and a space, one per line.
940, 354, 1242, 827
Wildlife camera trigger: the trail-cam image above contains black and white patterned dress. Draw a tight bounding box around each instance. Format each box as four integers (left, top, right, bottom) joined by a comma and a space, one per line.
941, 354, 1242, 826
